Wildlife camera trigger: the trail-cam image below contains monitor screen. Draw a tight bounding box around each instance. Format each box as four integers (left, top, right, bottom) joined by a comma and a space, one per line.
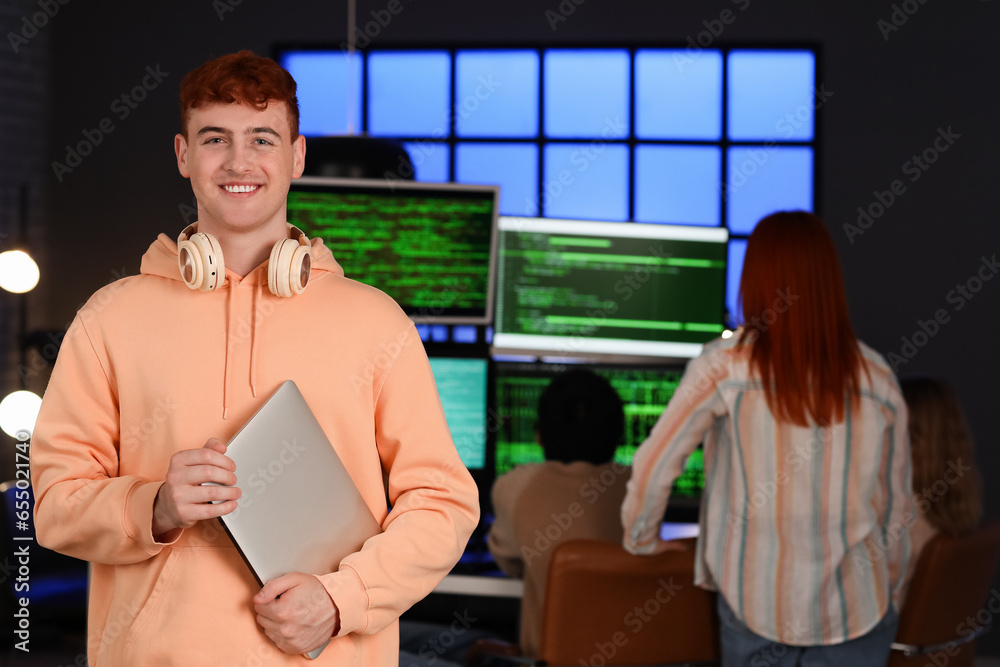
287, 176, 499, 324
492, 217, 728, 361
428, 356, 489, 471
492, 361, 704, 504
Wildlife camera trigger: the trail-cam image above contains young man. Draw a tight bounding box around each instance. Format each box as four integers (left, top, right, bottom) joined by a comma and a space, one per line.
487, 369, 630, 658
30, 51, 479, 665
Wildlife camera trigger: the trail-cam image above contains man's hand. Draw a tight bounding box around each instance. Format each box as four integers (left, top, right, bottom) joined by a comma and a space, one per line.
152, 438, 241, 540
254, 572, 340, 655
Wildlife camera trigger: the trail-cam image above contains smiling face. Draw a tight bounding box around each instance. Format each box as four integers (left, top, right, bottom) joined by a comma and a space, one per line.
174, 101, 306, 238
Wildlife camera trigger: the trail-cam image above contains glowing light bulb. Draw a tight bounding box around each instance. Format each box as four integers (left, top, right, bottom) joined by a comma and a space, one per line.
0, 390, 42, 440
0, 250, 40, 293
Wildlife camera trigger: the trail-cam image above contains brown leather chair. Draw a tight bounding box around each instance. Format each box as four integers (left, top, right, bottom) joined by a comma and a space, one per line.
470, 537, 719, 666
889, 521, 1000, 667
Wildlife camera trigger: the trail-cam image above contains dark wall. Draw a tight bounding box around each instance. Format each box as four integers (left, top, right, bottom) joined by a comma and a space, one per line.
28, 0, 1000, 651
0, 0, 49, 395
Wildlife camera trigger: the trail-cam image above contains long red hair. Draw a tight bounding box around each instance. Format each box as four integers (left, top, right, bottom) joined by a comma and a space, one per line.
738, 211, 865, 426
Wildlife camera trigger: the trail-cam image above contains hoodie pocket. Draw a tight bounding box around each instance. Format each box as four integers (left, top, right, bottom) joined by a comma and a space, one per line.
118, 546, 181, 649
102, 542, 359, 665
117, 544, 263, 664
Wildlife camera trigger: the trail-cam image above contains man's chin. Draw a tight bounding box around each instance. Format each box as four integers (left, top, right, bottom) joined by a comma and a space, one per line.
200, 215, 286, 235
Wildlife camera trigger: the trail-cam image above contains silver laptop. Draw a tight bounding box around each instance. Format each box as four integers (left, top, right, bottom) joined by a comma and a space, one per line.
213, 380, 382, 659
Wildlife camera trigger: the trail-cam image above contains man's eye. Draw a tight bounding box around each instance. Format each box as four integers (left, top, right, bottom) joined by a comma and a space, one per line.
254, 138, 273, 146
204, 137, 224, 144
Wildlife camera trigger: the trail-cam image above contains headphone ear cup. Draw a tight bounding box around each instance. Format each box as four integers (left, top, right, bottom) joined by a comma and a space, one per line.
178, 232, 225, 291
268, 239, 311, 297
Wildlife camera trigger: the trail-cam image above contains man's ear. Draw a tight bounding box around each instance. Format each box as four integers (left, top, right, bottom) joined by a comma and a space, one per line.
291, 134, 306, 179
175, 133, 190, 178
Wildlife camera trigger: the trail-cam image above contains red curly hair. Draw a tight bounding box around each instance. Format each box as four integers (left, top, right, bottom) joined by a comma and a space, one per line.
738, 211, 866, 427
179, 50, 299, 138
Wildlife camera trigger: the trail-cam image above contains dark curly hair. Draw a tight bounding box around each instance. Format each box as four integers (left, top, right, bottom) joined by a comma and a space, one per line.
537, 369, 624, 465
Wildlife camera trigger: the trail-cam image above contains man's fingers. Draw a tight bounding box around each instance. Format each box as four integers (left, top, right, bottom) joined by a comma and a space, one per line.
203, 437, 229, 456
196, 498, 240, 521
165, 466, 237, 491
179, 445, 236, 472
195, 481, 242, 503
255, 574, 296, 606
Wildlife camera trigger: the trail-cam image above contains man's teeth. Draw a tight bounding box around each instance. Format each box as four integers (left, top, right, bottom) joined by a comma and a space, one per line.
224, 184, 259, 193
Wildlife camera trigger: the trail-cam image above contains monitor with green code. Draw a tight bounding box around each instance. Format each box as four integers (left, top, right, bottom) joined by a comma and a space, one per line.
287, 176, 499, 324
492, 361, 704, 515
492, 216, 727, 361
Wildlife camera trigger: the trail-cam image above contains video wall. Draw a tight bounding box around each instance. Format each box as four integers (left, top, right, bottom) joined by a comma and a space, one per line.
278, 44, 819, 323
278, 43, 820, 513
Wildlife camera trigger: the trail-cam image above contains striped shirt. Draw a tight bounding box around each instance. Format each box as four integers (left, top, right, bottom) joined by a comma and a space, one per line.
621, 335, 912, 645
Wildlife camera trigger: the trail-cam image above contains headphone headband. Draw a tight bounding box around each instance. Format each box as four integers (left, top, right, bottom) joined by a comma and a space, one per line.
177, 223, 312, 296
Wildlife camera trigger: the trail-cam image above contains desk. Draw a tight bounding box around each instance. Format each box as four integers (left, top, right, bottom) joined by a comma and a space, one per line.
408, 574, 522, 642
433, 574, 524, 598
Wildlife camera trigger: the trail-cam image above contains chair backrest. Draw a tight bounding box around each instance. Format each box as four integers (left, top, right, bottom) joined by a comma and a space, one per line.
889, 521, 1000, 667
538, 538, 719, 666
510, 463, 631, 657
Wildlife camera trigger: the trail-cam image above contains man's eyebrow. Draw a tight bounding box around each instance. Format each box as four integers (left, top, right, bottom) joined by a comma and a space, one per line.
196, 126, 231, 137
194, 126, 281, 138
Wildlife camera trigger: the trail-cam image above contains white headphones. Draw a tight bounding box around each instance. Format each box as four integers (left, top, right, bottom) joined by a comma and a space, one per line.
177, 223, 312, 297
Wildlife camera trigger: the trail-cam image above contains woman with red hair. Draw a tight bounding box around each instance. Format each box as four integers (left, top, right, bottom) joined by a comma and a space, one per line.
622, 211, 912, 666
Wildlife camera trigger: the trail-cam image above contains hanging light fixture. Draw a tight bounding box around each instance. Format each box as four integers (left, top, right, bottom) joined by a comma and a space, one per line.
299, 0, 414, 181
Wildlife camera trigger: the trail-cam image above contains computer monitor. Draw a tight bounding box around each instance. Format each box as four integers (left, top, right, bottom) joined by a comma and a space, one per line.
427, 355, 490, 471
492, 361, 703, 518
492, 217, 728, 362
287, 176, 499, 324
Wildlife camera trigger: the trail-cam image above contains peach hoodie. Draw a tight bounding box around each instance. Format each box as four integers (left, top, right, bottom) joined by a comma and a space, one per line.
30, 229, 480, 666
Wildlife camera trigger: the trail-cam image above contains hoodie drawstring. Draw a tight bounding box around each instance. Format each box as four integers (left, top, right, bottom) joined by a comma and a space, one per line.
250, 280, 262, 399
222, 278, 238, 420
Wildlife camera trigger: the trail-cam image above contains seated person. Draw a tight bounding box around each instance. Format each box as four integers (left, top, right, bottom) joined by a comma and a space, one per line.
899, 376, 983, 601
487, 369, 629, 658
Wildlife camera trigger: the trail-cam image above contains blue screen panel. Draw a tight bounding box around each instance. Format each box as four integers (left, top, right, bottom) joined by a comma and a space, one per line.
404, 141, 450, 182
727, 50, 816, 141
368, 51, 451, 136
544, 50, 630, 139
281, 52, 363, 136
726, 146, 813, 235
456, 50, 539, 138
635, 49, 723, 141
726, 238, 747, 327
456, 143, 538, 217
430, 325, 449, 342
452, 325, 478, 344
635, 145, 721, 226
543, 143, 628, 221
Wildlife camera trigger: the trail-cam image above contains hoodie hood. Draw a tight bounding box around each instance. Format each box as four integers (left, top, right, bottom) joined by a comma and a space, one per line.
139, 225, 345, 418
